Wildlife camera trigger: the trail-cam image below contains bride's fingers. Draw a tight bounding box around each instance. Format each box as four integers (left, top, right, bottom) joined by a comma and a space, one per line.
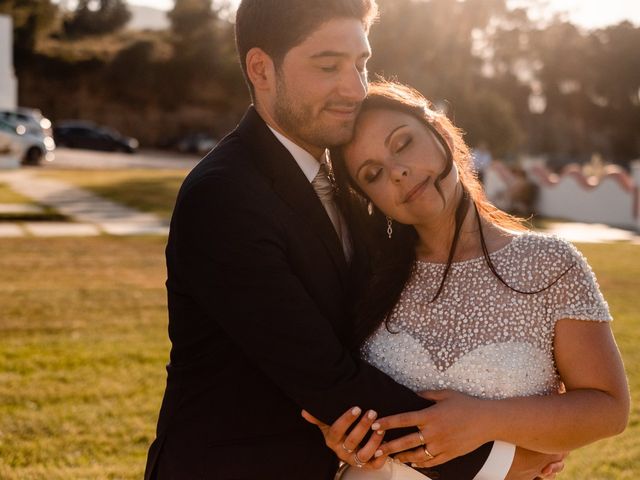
324, 406, 362, 446
373, 431, 424, 457
342, 410, 379, 453
394, 445, 450, 469
372, 409, 429, 432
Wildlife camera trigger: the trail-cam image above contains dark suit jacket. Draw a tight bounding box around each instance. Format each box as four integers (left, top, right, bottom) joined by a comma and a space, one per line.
145, 107, 493, 479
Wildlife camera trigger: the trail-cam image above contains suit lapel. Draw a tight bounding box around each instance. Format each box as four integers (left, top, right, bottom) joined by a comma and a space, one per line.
236, 107, 349, 286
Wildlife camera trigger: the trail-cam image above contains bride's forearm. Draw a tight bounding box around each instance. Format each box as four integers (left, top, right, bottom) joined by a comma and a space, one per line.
485, 389, 628, 453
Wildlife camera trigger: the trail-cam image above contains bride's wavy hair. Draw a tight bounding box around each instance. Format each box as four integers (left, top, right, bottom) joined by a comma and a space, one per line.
331, 81, 551, 349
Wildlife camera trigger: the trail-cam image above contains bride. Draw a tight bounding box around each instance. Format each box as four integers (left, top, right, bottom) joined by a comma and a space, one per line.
303, 81, 630, 479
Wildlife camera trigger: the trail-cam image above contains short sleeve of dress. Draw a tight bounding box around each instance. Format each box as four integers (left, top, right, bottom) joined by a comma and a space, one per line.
546, 238, 612, 324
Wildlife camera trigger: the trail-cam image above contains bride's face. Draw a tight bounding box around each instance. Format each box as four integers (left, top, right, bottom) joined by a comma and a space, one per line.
343, 108, 459, 226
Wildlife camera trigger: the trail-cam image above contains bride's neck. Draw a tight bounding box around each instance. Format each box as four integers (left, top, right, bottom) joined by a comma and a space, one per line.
413, 193, 482, 263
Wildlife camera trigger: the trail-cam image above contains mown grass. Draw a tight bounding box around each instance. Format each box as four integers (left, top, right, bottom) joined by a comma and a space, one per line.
0, 182, 32, 204
40, 170, 188, 220
0, 238, 637, 478
0, 237, 169, 479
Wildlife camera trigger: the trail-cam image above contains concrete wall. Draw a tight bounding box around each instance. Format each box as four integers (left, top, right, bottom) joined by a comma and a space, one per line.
485, 160, 640, 231
0, 15, 18, 110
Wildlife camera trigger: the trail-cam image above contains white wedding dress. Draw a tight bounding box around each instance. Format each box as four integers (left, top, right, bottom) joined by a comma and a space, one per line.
339, 233, 611, 480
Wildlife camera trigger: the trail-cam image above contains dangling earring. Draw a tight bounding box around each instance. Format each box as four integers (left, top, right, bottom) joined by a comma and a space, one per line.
367, 201, 374, 216
386, 216, 393, 239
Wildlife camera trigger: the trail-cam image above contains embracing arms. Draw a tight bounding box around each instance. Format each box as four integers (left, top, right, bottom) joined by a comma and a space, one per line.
367, 319, 629, 467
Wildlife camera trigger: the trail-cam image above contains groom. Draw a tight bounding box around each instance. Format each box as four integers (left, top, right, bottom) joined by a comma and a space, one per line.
145, 1, 562, 479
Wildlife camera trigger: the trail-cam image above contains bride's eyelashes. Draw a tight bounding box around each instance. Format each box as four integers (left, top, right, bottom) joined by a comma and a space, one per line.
394, 136, 412, 153
364, 168, 382, 183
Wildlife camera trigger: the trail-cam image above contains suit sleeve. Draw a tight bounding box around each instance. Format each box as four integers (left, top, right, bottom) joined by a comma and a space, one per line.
172, 175, 492, 478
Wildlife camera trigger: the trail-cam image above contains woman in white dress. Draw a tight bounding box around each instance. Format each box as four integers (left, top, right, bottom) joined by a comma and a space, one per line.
303, 81, 630, 479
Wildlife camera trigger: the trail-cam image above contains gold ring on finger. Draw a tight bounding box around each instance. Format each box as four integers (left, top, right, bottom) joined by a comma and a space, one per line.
354, 450, 367, 468
416, 429, 425, 446
423, 445, 435, 461
341, 442, 354, 454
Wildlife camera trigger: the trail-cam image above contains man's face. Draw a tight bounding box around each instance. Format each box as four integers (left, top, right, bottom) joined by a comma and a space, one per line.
271, 18, 371, 156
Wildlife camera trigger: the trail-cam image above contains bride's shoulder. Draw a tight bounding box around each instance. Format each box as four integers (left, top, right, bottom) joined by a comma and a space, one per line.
503, 230, 582, 264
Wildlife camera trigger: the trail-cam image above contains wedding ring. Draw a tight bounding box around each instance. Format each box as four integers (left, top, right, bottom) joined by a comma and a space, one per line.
423, 445, 435, 461
416, 429, 425, 446
353, 450, 367, 468
341, 442, 354, 454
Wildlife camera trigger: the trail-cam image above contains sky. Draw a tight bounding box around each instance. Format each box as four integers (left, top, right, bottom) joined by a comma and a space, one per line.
125, 0, 640, 30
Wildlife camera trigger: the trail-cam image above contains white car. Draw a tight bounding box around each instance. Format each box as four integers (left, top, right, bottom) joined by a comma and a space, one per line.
0, 118, 55, 165
0, 107, 53, 137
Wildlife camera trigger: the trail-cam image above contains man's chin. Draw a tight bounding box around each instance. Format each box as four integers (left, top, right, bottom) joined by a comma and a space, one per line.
322, 123, 356, 147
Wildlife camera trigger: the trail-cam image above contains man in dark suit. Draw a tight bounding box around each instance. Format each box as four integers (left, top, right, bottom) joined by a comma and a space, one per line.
145, 1, 563, 478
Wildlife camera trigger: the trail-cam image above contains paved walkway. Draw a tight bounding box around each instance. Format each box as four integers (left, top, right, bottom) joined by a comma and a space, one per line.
0, 170, 168, 237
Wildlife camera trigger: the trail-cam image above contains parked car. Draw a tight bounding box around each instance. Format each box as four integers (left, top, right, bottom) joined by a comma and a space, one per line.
175, 132, 217, 154
0, 107, 53, 137
53, 121, 139, 153
0, 118, 55, 165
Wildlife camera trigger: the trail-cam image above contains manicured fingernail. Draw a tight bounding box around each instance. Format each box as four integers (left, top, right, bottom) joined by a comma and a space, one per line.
376, 429, 384, 435
368, 410, 377, 420
351, 407, 361, 416
374, 449, 383, 458
371, 422, 380, 430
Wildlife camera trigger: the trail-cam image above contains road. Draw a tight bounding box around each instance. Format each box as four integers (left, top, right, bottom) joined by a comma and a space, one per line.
41, 147, 202, 170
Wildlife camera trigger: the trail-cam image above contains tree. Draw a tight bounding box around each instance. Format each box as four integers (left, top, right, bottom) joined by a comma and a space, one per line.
0, 0, 58, 59
63, 0, 131, 37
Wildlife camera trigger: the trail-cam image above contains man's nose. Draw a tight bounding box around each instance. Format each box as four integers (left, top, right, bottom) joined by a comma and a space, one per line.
338, 66, 367, 102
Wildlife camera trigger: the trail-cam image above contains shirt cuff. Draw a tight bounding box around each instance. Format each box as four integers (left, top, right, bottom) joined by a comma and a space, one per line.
472, 441, 516, 480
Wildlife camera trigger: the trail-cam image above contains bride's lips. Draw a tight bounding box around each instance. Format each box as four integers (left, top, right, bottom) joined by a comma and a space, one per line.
402, 176, 431, 204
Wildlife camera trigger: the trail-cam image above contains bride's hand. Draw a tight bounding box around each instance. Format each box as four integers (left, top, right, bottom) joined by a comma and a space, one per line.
369, 390, 493, 468
301, 407, 389, 470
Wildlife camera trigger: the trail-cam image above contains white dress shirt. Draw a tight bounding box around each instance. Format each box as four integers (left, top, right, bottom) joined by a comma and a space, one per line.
267, 125, 515, 480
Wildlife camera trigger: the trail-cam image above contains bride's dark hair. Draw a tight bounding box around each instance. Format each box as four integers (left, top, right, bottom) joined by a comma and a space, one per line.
331, 81, 569, 350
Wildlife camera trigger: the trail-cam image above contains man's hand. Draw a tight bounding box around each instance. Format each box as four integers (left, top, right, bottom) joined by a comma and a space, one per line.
506, 447, 568, 480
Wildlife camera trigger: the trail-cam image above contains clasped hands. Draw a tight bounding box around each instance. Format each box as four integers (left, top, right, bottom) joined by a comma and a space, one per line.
302, 389, 566, 478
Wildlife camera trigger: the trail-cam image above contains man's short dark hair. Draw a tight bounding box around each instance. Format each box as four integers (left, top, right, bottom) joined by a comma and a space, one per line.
235, 0, 378, 100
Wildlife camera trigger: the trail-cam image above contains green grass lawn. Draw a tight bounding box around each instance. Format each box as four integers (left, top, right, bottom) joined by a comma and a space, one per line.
0, 238, 637, 479
40, 170, 189, 220
0, 182, 33, 204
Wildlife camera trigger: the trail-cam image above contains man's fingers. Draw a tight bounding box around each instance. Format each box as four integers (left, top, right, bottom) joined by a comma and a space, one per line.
342, 409, 379, 453
372, 410, 427, 432
301, 410, 324, 426
355, 426, 385, 463
326, 406, 362, 445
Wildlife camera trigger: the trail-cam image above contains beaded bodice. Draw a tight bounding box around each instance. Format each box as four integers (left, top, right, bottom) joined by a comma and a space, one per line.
361, 233, 611, 399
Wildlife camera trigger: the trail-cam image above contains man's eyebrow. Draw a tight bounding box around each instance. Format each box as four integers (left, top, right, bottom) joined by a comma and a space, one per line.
310, 51, 371, 59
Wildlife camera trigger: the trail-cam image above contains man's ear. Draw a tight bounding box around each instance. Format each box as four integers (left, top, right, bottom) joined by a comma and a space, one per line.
246, 47, 276, 94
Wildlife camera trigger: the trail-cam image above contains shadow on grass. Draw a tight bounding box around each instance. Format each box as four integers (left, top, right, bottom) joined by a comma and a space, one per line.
84, 178, 183, 220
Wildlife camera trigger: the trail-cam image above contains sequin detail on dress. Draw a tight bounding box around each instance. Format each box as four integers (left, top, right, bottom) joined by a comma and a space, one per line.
361, 232, 612, 399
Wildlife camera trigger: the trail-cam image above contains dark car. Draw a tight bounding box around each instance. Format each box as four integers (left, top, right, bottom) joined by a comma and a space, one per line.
53, 121, 139, 153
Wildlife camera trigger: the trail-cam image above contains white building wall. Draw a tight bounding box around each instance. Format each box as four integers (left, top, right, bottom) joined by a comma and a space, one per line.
0, 15, 18, 110
484, 160, 640, 232
533, 175, 635, 228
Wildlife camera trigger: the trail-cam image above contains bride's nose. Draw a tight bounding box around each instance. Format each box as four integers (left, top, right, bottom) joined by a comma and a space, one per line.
390, 163, 409, 183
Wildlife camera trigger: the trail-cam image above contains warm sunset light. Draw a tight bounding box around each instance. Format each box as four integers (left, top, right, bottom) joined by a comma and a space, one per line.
128, 0, 640, 29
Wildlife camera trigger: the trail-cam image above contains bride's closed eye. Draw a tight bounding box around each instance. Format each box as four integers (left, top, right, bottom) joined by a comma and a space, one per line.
364, 168, 383, 183
395, 135, 412, 153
